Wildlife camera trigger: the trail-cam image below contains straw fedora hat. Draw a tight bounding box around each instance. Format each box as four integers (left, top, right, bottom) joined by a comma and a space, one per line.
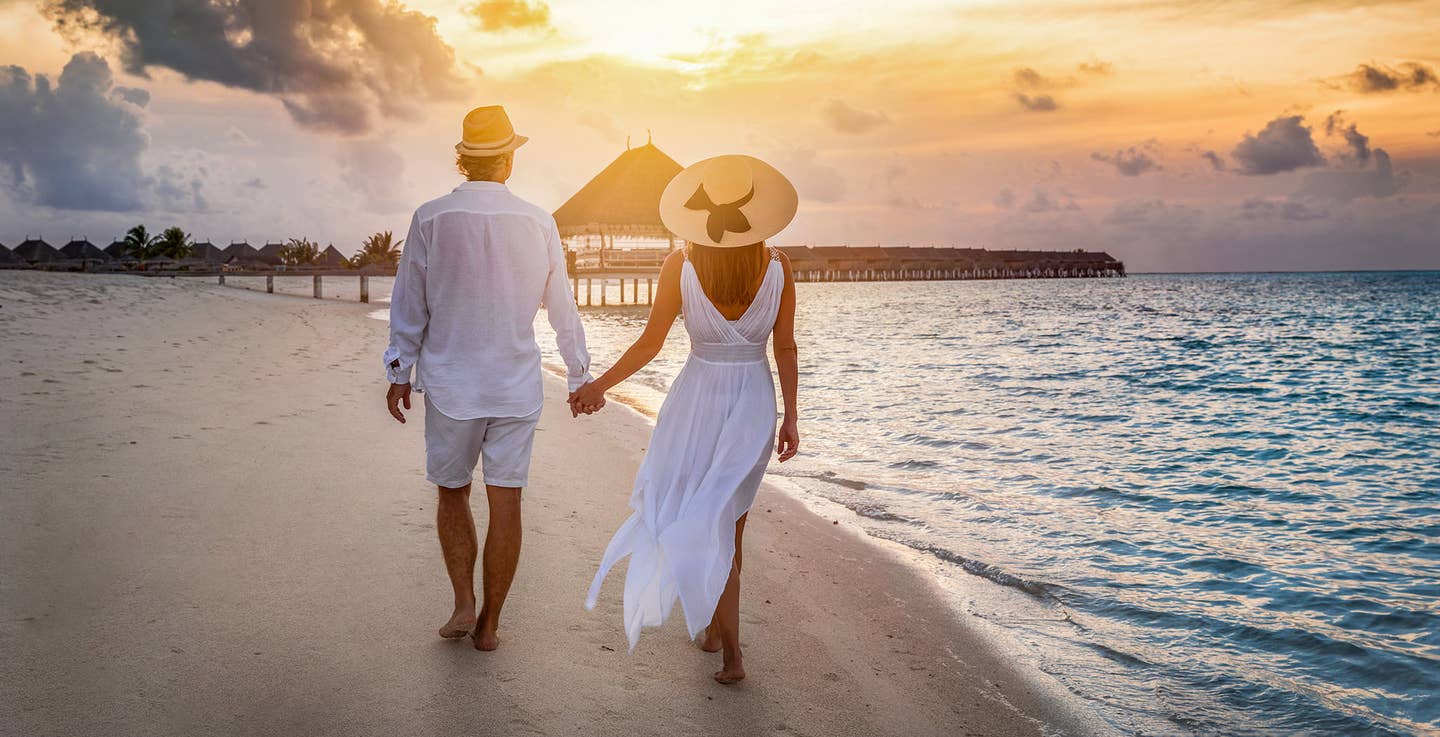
455, 105, 528, 156
659, 155, 797, 248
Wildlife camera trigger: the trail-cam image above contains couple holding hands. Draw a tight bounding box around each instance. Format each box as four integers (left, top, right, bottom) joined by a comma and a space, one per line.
384, 105, 799, 684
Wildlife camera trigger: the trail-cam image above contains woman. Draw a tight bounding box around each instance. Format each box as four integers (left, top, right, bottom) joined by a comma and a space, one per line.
571, 155, 800, 684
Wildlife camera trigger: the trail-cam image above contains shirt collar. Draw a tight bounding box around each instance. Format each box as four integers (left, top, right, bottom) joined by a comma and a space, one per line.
454, 180, 509, 193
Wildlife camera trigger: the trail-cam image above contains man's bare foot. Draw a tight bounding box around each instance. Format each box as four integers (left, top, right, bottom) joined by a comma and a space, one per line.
713, 657, 746, 685
471, 610, 499, 651
438, 607, 476, 639
698, 626, 722, 653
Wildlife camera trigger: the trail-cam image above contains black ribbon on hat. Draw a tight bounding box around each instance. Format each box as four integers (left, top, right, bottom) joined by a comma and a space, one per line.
684, 183, 754, 242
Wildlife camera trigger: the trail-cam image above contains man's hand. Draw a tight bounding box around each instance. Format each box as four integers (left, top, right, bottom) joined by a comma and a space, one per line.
387, 382, 412, 424
568, 381, 606, 417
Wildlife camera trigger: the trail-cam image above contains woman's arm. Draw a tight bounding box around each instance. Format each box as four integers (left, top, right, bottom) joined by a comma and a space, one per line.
773, 252, 799, 461
569, 251, 685, 413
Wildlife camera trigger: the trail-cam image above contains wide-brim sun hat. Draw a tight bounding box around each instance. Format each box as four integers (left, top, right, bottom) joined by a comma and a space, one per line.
455, 105, 528, 156
659, 155, 798, 248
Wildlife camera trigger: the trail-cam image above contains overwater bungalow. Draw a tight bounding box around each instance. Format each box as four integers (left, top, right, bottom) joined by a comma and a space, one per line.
221, 241, 266, 270
60, 237, 113, 263
554, 138, 684, 269
316, 245, 348, 269
189, 240, 225, 264
256, 242, 285, 267
13, 237, 62, 266
0, 242, 26, 269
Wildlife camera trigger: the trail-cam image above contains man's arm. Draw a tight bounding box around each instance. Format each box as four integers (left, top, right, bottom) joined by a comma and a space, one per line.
540, 219, 593, 394
383, 213, 427, 422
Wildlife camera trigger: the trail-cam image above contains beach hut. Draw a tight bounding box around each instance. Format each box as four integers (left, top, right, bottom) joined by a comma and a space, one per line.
189, 240, 225, 264
256, 241, 285, 267
553, 137, 685, 268
221, 241, 265, 270
0, 242, 27, 269
142, 255, 178, 270
60, 238, 112, 262
13, 237, 62, 265
316, 245, 348, 269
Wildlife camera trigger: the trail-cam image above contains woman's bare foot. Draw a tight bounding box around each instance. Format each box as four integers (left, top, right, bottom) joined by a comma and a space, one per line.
713, 660, 745, 684
471, 609, 499, 651
698, 626, 722, 653
438, 607, 476, 639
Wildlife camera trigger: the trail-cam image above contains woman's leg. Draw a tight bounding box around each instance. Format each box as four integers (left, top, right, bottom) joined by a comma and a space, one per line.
712, 513, 748, 684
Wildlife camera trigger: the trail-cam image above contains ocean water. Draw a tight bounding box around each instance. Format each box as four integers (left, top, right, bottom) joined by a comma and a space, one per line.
381, 272, 1440, 735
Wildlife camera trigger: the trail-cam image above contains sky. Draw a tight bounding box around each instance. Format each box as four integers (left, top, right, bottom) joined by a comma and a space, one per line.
1, 0, 1438, 272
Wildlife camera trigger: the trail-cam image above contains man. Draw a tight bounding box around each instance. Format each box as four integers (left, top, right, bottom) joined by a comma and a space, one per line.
383, 105, 597, 651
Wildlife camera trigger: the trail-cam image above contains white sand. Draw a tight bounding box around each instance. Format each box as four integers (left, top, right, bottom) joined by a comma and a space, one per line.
0, 272, 1104, 736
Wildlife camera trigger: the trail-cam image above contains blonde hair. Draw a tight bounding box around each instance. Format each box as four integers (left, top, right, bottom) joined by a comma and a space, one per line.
455, 152, 512, 181
687, 242, 767, 307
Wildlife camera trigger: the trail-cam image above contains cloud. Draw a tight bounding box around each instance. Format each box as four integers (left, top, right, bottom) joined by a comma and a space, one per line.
1012, 67, 1062, 112
1342, 61, 1439, 93
1200, 150, 1227, 171
151, 163, 207, 212
1230, 115, 1325, 175
1104, 199, 1200, 230
42, 0, 461, 134
1015, 93, 1059, 112
226, 126, 254, 146
111, 85, 149, 107
576, 110, 621, 141
338, 137, 410, 213
1239, 197, 1329, 221
772, 147, 845, 203
1078, 60, 1113, 76
1323, 111, 1371, 164
243, 177, 266, 189
1020, 188, 1079, 213
1091, 145, 1162, 176
1429, 129, 1440, 137
465, 0, 553, 32
993, 187, 1015, 210
1295, 148, 1402, 201
0, 52, 149, 211
1013, 67, 1053, 90
821, 99, 890, 135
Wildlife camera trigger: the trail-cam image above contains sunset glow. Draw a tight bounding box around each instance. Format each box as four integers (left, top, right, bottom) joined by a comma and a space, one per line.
2, 0, 1438, 271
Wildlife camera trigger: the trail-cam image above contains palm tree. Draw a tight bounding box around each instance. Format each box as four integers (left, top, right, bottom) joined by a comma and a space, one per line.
351, 230, 403, 268
122, 224, 159, 260
279, 237, 319, 266
154, 226, 193, 260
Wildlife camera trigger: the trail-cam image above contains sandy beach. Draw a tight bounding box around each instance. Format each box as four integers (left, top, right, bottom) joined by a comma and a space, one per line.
0, 272, 1101, 737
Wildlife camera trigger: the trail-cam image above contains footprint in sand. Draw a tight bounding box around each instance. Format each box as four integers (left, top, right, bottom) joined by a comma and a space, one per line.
254, 420, 271, 425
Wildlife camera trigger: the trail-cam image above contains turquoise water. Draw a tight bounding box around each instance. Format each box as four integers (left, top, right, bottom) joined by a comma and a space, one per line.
526, 272, 1440, 736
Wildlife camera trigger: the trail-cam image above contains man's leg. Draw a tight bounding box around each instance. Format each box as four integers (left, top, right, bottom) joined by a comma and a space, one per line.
436, 484, 478, 638
473, 484, 522, 651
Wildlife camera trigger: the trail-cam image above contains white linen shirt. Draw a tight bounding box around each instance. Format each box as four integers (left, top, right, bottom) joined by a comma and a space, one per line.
383, 181, 592, 419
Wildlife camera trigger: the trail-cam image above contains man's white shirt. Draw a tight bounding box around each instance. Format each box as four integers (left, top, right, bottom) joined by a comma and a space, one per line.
383, 180, 592, 419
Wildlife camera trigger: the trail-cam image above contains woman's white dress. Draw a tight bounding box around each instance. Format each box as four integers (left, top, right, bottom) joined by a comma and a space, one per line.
585, 248, 784, 650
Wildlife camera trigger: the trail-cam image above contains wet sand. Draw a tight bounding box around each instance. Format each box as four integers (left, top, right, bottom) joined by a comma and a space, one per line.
0, 272, 1103, 737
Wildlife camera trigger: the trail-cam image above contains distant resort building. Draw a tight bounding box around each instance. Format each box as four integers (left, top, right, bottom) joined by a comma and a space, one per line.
317, 245, 348, 269
13, 237, 62, 266
4, 140, 1123, 280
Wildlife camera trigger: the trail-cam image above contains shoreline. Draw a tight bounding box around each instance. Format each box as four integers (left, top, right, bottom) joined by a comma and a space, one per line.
1, 271, 1106, 736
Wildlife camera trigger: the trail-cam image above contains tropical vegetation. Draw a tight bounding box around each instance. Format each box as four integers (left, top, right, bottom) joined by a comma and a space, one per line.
350, 230, 403, 268
279, 237, 319, 266
152, 226, 193, 260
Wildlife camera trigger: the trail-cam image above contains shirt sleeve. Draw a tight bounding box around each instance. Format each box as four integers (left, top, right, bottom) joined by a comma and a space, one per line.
540, 219, 593, 392
382, 212, 427, 384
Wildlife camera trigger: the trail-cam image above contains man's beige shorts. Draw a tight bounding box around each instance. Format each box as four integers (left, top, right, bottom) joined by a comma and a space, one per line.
424, 395, 541, 489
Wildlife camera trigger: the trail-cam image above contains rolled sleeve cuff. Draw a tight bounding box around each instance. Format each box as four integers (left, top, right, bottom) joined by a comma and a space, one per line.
567, 371, 594, 393
387, 365, 413, 385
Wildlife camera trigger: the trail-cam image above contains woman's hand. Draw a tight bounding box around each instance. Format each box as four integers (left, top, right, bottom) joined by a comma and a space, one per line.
568, 381, 607, 417
777, 416, 799, 462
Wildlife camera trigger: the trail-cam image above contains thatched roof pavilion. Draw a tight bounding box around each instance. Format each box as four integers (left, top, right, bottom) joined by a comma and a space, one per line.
60, 238, 111, 261
256, 242, 285, 266
222, 241, 262, 266
104, 239, 129, 257
553, 140, 684, 266
316, 245, 348, 269
0, 243, 24, 268
190, 240, 225, 263
14, 237, 61, 264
